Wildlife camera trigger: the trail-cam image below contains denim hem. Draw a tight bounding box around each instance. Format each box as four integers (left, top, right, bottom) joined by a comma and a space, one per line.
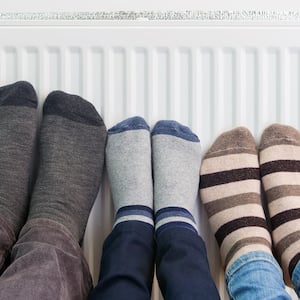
20, 218, 83, 254
19, 217, 92, 289
292, 260, 300, 295
225, 251, 293, 300
226, 250, 281, 283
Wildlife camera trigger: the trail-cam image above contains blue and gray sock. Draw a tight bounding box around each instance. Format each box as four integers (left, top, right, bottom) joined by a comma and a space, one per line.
106, 116, 154, 228
152, 120, 201, 236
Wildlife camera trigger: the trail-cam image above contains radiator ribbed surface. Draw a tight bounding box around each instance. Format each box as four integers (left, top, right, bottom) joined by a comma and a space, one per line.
0, 23, 299, 299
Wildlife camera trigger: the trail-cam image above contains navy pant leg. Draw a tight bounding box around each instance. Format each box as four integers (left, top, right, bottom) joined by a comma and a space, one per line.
88, 221, 155, 300
156, 227, 220, 300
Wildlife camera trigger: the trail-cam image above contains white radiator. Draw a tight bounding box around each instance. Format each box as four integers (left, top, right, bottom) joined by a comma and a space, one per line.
0, 11, 299, 299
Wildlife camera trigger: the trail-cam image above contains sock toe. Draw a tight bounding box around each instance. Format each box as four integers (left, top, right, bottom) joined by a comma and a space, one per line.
260, 123, 300, 150
152, 120, 199, 142
0, 81, 37, 108
44, 91, 104, 127
205, 127, 257, 158
108, 116, 149, 134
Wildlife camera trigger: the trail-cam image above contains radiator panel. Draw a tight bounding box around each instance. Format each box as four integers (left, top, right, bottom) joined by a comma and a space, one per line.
0, 21, 299, 299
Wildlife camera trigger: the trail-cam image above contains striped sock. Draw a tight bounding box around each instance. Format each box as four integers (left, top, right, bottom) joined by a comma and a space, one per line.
152, 120, 201, 236
259, 123, 300, 282
200, 127, 272, 271
106, 116, 153, 227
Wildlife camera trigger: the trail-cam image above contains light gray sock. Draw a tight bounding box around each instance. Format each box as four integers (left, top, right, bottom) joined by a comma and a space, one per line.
106, 116, 154, 227
28, 91, 107, 242
0, 81, 38, 237
152, 120, 201, 235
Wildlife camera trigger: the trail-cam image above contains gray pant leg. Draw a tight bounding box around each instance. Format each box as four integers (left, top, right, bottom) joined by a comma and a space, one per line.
0, 218, 92, 300
0, 218, 15, 272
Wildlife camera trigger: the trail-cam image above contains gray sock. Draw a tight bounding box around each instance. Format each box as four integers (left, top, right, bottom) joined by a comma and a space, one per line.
0, 81, 38, 237
152, 120, 201, 236
28, 91, 107, 242
106, 116, 153, 227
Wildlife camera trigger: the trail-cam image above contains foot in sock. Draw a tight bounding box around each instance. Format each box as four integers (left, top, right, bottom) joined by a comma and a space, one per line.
105, 116, 153, 227
0, 81, 38, 271
260, 124, 300, 282
0, 81, 38, 239
28, 91, 107, 242
200, 127, 272, 271
152, 120, 201, 235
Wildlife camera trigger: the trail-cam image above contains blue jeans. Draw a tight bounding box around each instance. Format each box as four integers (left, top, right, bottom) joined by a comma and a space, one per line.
88, 221, 220, 300
226, 251, 291, 300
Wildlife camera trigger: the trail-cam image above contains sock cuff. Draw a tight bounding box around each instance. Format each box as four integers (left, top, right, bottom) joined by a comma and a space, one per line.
156, 222, 198, 237
108, 116, 149, 135
152, 120, 199, 142
114, 205, 154, 227
0, 81, 37, 108
155, 206, 198, 236
43, 91, 104, 127
155, 206, 196, 223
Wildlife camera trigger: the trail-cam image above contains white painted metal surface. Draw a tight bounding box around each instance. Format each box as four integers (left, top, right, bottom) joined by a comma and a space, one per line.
0, 16, 299, 299
2, 0, 300, 12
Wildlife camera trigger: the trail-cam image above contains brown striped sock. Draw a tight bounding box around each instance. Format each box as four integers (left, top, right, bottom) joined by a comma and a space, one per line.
259, 123, 300, 282
200, 127, 272, 272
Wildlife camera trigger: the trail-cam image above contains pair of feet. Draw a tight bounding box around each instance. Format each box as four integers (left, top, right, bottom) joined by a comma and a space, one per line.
106, 116, 202, 236
200, 124, 300, 284
0, 81, 107, 268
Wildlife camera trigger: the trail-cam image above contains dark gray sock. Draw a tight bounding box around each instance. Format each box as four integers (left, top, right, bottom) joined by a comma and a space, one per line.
28, 91, 107, 242
0, 81, 38, 237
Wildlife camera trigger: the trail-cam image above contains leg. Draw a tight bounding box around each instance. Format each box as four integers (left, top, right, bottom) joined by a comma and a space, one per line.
200, 127, 291, 300
89, 117, 155, 300
0, 81, 38, 270
0, 219, 92, 299
152, 121, 220, 300
259, 124, 300, 296
89, 222, 154, 300
0, 91, 107, 299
